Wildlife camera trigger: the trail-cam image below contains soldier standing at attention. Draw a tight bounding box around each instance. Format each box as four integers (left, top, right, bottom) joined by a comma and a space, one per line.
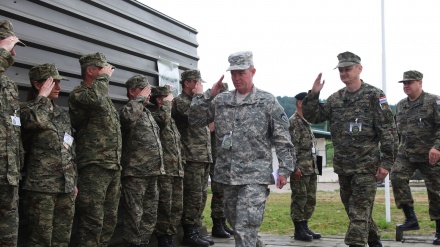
148, 86, 184, 247
21, 64, 77, 246
189, 51, 295, 247
390, 70, 440, 245
289, 92, 321, 242
119, 75, 164, 247
0, 19, 25, 247
172, 70, 213, 247
68, 53, 122, 247
302, 51, 398, 247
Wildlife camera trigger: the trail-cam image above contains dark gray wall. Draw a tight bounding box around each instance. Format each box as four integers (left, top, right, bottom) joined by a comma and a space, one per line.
1, 0, 199, 108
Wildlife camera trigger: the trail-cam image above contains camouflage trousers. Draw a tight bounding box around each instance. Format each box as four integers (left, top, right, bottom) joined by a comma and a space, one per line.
121, 176, 158, 245
391, 156, 440, 219
223, 184, 269, 247
0, 185, 18, 247
76, 165, 121, 247
290, 174, 317, 222
24, 190, 75, 247
210, 163, 225, 219
182, 162, 210, 225
339, 173, 380, 246
155, 175, 183, 236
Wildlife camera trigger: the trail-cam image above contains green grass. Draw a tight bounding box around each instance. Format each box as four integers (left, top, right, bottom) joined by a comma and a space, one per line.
202, 189, 434, 239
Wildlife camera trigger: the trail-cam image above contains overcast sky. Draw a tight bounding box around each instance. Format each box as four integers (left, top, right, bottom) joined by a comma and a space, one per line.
140, 0, 439, 105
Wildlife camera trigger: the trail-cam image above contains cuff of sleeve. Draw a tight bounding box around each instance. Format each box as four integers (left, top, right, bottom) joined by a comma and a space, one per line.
307, 90, 320, 100
134, 95, 147, 103
278, 167, 290, 178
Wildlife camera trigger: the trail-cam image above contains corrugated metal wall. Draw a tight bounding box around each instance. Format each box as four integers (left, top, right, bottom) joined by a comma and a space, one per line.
0, 0, 199, 108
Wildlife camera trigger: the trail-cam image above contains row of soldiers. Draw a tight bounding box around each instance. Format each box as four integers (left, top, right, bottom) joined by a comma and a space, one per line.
0, 19, 232, 247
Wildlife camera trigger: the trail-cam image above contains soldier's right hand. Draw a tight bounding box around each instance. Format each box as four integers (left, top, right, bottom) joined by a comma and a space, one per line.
99, 65, 114, 77
38, 77, 55, 97
0, 36, 20, 54
139, 86, 151, 99
311, 73, 325, 95
163, 93, 174, 102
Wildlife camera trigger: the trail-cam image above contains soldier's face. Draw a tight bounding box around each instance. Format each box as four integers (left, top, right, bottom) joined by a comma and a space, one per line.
402, 80, 422, 98
48, 80, 61, 99
338, 65, 362, 85
231, 67, 255, 94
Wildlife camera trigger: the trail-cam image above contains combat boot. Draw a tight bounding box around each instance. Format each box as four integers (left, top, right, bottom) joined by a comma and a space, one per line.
212, 217, 231, 238
293, 221, 312, 241
434, 220, 440, 245
396, 205, 420, 231
182, 224, 210, 247
222, 217, 234, 235
368, 239, 383, 247
302, 221, 321, 239
157, 235, 174, 247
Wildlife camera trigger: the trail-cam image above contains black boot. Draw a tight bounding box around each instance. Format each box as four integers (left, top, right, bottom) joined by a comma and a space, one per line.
222, 217, 234, 235
302, 221, 321, 239
368, 239, 383, 247
212, 217, 231, 238
396, 205, 420, 231
182, 224, 210, 247
196, 225, 215, 246
434, 220, 440, 245
293, 221, 312, 241
157, 235, 168, 247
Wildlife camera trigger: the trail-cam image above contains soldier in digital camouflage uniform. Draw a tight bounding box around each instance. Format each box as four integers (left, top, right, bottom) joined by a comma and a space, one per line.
288, 92, 321, 242
68, 52, 122, 247
172, 70, 213, 247
0, 19, 25, 247
208, 83, 234, 239
148, 86, 184, 247
390, 70, 440, 245
302, 51, 398, 247
20, 63, 76, 246
189, 51, 295, 247
119, 75, 164, 247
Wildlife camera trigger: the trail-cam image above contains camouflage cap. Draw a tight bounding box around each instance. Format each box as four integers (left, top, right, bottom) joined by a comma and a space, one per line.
334, 51, 361, 69
125, 75, 149, 89
181, 70, 205, 83
29, 63, 69, 81
79, 52, 113, 69
294, 92, 307, 101
398, 70, 423, 83
0, 20, 26, 47
151, 85, 170, 96
226, 51, 253, 71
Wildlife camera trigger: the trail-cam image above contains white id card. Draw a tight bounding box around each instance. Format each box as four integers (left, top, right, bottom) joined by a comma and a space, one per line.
11, 116, 21, 126
63, 132, 74, 148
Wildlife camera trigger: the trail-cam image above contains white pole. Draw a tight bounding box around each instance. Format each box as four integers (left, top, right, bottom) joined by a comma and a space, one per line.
381, 0, 392, 223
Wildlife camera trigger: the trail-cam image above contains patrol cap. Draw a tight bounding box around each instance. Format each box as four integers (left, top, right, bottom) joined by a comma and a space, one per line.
294, 92, 307, 101
0, 20, 26, 47
125, 75, 150, 89
151, 85, 170, 96
334, 51, 361, 69
181, 70, 205, 83
29, 63, 69, 81
398, 70, 423, 83
79, 52, 113, 69
226, 51, 253, 71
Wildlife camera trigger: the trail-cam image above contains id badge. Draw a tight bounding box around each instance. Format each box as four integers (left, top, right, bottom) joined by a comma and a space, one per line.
221, 131, 232, 150
311, 147, 316, 155
349, 122, 362, 135
63, 132, 74, 149
11, 116, 21, 126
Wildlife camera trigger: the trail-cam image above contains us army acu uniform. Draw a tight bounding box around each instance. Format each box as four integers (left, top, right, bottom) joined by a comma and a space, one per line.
189, 51, 295, 247
172, 70, 213, 246
147, 86, 184, 247
68, 53, 122, 247
288, 92, 320, 242
119, 75, 164, 246
391, 70, 440, 244
0, 20, 25, 247
21, 64, 76, 246
302, 52, 397, 247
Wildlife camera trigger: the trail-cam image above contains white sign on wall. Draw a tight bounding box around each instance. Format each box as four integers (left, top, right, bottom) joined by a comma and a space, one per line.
157, 57, 180, 96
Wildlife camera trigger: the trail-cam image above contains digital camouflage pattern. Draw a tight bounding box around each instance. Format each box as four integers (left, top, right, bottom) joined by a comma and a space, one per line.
78, 52, 112, 69
288, 112, 318, 222
0, 47, 22, 246
398, 70, 423, 82
226, 50, 254, 71
334, 51, 361, 69
155, 176, 183, 236
28, 63, 68, 81
391, 91, 440, 218
0, 20, 25, 46
125, 74, 149, 89
180, 70, 202, 82
210, 130, 225, 219
302, 81, 397, 245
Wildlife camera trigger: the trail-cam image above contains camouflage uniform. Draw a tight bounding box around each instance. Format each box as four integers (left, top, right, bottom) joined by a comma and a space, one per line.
68, 53, 122, 247
288, 112, 318, 222
0, 20, 25, 247
189, 51, 295, 247
20, 64, 76, 246
302, 52, 398, 246
148, 86, 184, 241
391, 78, 440, 219
119, 75, 164, 246
172, 84, 212, 227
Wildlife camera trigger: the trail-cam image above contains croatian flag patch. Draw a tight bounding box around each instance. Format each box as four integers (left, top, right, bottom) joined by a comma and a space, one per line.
379, 96, 387, 104
436, 99, 440, 105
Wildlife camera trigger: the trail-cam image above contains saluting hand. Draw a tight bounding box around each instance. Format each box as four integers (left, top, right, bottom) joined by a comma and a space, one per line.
311, 73, 325, 95
210, 75, 225, 97
99, 65, 114, 77
38, 77, 55, 97
163, 93, 174, 102
0, 36, 20, 55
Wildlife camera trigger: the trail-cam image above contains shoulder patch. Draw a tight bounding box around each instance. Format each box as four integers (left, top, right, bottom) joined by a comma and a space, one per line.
281, 113, 289, 123
436, 99, 440, 105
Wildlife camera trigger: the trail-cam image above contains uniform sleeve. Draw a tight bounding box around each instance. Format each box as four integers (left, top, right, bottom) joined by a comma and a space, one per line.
189, 90, 215, 127
69, 74, 111, 110
373, 91, 398, 171
20, 96, 53, 131
119, 96, 147, 129
288, 117, 300, 171
302, 91, 331, 124
153, 100, 172, 129
433, 98, 440, 150
271, 99, 295, 177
